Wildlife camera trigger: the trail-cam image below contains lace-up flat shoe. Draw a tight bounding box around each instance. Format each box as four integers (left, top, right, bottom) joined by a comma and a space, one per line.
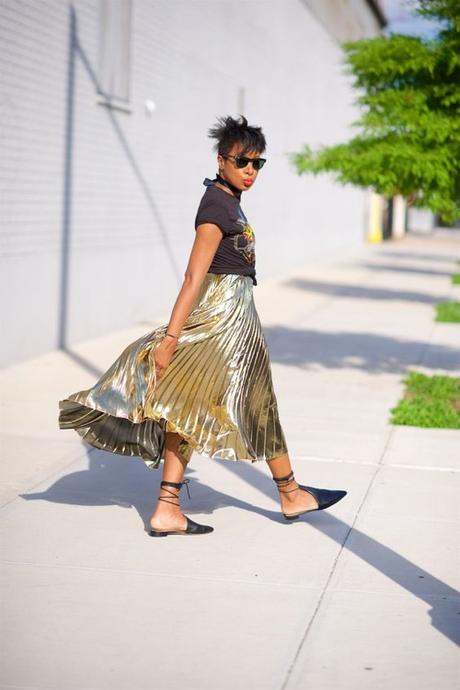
273, 470, 347, 520
149, 479, 214, 536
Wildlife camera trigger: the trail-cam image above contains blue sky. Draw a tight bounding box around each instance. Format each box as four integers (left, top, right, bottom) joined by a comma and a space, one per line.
379, 0, 446, 39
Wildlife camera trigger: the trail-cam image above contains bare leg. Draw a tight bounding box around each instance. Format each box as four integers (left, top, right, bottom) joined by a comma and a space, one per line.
149, 431, 189, 532
266, 452, 319, 513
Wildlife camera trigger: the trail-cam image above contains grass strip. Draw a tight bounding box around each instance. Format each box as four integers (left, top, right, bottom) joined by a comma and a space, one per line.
435, 301, 460, 322
390, 370, 460, 429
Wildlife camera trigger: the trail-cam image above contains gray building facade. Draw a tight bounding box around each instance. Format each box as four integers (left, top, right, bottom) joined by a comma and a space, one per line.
1, 0, 385, 367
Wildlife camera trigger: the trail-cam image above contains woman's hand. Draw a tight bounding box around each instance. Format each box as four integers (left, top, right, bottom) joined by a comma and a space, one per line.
153, 336, 177, 380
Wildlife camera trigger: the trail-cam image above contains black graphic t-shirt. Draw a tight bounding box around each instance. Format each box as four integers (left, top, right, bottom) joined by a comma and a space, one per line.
194, 183, 257, 286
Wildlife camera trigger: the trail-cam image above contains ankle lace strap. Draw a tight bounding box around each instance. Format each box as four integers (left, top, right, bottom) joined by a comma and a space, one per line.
159, 478, 191, 504
272, 470, 298, 494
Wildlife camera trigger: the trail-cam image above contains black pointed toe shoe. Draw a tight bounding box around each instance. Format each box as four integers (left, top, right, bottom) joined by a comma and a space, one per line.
149, 479, 214, 537
273, 470, 347, 520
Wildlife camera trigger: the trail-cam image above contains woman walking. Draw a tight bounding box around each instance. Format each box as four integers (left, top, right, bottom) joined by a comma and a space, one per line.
58, 114, 347, 537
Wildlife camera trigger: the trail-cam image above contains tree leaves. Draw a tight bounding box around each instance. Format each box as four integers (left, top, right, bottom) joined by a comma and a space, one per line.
290, 0, 460, 223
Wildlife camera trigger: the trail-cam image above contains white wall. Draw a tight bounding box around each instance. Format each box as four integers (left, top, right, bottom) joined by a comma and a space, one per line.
0, 0, 383, 366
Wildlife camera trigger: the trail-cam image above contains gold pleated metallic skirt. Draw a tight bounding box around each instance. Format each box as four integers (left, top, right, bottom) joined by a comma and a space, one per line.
58, 272, 288, 471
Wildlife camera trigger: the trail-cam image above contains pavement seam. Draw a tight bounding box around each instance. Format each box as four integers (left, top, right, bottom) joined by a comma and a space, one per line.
293, 455, 460, 472
282, 248, 458, 688
0, 559, 330, 589
281, 424, 395, 690
3, 560, 458, 600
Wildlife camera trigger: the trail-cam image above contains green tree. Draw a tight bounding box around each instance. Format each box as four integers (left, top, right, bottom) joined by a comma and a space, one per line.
289, 0, 460, 223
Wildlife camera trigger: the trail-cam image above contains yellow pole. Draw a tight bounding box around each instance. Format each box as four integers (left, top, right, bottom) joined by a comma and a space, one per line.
367, 192, 383, 243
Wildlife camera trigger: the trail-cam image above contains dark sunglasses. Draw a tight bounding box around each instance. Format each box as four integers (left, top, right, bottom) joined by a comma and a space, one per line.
223, 154, 267, 171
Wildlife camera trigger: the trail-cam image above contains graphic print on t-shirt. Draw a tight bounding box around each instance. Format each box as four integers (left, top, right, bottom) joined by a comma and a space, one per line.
232, 209, 255, 264
195, 183, 257, 284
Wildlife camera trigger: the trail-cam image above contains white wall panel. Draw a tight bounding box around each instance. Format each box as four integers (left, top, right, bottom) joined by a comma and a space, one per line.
0, 0, 383, 366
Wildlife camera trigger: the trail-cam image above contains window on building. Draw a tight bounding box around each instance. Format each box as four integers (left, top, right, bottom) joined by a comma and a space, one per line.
97, 0, 132, 111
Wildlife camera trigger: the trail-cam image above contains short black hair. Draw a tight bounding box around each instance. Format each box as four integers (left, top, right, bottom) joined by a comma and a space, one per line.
207, 114, 266, 157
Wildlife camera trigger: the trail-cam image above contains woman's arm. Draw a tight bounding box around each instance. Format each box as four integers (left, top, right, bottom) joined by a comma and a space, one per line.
153, 223, 223, 379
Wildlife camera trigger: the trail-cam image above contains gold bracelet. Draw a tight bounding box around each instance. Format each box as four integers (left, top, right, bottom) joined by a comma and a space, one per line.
165, 332, 179, 339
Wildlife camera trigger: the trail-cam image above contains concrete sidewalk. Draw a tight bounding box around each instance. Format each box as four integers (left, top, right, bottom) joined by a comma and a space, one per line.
1, 231, 459, 690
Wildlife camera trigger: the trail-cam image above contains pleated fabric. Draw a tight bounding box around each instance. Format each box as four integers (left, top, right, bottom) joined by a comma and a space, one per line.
58, 272, 288, 471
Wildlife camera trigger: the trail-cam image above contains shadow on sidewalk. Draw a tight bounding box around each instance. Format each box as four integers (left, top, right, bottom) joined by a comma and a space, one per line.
59, 326, 460, 384
286, 277, 446, 304
19, 446, 460, 647
378, 249, 460, 264
264, 325, 460, 373
358, 262, 456, 278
